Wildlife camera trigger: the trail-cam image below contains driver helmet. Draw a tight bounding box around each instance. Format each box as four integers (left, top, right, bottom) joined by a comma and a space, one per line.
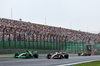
55, 52, 58, 54
26, 50, 29, 52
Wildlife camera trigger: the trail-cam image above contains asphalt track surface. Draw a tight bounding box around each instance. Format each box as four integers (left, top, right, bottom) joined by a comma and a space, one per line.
0, 56, 100, 66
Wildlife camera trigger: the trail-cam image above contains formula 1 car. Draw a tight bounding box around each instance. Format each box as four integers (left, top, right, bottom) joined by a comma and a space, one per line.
78, 52, 91, 56
13, 50, 39, 58
46, 51, 69, 59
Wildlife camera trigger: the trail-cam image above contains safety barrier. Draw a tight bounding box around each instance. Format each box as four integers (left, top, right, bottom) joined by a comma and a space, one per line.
0, 27, 87, 54
0, 40, 86, 54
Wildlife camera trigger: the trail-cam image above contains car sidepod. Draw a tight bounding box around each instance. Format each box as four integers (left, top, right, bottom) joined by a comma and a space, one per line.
53, 54, 63, 59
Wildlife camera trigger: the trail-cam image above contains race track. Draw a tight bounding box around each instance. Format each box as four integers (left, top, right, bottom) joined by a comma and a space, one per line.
0, 56, 100, 66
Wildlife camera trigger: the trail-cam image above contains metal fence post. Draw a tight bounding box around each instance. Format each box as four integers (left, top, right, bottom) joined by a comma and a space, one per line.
40, 34, 42, 49
56, 35, 58, 50
28, 30, 31, 49
2, 27, 6, 49
32, 31, 35, 49
36, 32, 39, 49
62, 35, 64, 50
24, 29, 27, 49
65, 36, 67, 51
75, 41, 76, 53
83, 38, 86, 52
59, 35, 61, 50
19, 29, 22, 49
50, 34, 52, 49
47, 34, 49, 50
83, 41, 84, 52
53, 34, 54, 50
9, 27, 12, 49
14, 28, 17, 49
55, 35, 57, 50
54, 34, 56, 50
14, 28, 20, 49
43, 34, 45, 49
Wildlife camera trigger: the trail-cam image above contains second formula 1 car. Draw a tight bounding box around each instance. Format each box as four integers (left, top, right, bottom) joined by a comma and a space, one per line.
46, 51, 69, 59
78, 51, 91, 56
13, 50, 39, 58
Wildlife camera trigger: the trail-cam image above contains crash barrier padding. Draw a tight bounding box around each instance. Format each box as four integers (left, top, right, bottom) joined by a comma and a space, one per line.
0, 41, 60, 50
0, 41, 87, 54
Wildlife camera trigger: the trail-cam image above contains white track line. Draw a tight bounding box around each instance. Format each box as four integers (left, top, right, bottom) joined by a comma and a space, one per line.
58, 59, 100, 66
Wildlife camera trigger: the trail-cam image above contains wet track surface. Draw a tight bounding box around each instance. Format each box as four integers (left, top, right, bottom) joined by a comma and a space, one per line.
0, 56, 100, 66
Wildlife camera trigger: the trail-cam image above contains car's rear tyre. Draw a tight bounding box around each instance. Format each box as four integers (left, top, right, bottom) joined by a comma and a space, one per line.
33, 53, 38, 58
88, 53, 91, 56
64, 54, 69, 59
78, 53, 81, 56
47, 54, 51, 59
15, 53, 19, 58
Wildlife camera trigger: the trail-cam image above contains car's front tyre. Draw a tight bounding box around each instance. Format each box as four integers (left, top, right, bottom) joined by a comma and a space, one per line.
15, 53, 19, 58
47, 54, 52, 59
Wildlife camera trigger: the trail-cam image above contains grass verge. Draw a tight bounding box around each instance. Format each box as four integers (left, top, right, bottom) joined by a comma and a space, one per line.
0, 57, 13, 58
73, 60, 100, 66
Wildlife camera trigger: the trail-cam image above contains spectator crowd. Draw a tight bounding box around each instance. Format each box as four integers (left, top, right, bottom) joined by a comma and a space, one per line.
0, 18, 100, 44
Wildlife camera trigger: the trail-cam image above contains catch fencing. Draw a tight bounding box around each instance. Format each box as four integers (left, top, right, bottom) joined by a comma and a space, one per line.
0, 27, 87, 54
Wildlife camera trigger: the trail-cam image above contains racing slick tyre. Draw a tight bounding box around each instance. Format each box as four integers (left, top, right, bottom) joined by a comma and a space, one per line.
64, 54, 69, 59
78, 53, 81, 56
15, 53, 19, 58
47, 54, 52, 59
33, 53, 38, 58
88, 53, 91, 56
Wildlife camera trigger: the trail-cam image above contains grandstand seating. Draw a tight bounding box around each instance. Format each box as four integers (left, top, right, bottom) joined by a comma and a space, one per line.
0, 18, 99, 44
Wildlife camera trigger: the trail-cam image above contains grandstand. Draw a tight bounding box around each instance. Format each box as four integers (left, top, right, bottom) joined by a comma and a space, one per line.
0, 18, 100, 54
